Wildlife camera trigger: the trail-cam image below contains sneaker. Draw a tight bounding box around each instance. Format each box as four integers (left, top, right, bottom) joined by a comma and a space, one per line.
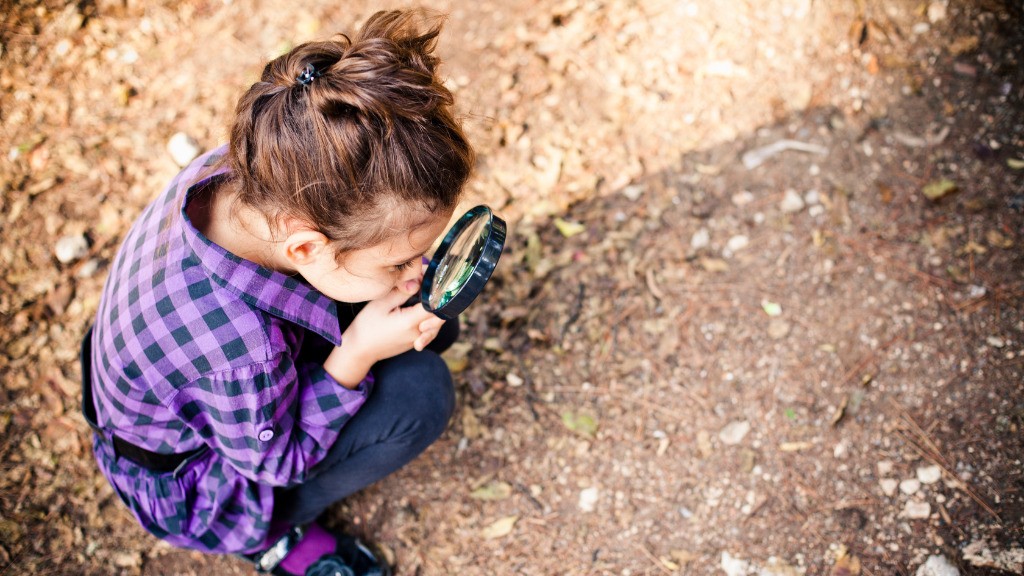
250, 524, 390, 576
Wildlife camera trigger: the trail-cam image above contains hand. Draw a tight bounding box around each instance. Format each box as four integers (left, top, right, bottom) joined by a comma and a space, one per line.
324, 285, 444, 388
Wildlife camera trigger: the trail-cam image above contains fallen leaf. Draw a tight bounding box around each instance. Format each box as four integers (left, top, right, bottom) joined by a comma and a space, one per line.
949, 35, 979, 55
470, 481, 513, 501
831, 395, 849, 427
480, 515, 518, 539
699, 258, 730, 272
561, 411, 598, 437
779, 441, 814, 452
761, 300, 782, 317
461, 406, 483, 440
554, 217, 586, 238
832, 545, 861, 576
922, 179, 957, 201
986, 229, 1014, 249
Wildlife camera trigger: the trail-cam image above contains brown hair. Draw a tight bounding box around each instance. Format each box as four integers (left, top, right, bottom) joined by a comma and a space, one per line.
225, 10, 474, 256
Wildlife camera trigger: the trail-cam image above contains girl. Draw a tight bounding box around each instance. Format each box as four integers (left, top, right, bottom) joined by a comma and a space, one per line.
81, 11, 474, 576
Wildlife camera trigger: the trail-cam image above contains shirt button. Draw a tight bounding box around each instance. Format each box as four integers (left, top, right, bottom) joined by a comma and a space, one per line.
258, 429, 275, 442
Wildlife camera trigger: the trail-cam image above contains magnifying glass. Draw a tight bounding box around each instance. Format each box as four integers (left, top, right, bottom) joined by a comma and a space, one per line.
420, 205, 506, 320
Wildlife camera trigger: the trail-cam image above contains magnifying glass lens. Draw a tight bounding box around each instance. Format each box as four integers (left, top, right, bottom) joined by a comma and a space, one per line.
421, 206, 506, 320
430, 216, 489, 309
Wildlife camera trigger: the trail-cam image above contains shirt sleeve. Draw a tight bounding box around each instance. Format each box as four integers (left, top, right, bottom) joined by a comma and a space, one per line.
170, 348, 371, 487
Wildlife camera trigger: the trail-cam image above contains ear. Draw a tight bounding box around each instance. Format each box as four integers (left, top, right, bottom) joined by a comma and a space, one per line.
281, 228, 331, 267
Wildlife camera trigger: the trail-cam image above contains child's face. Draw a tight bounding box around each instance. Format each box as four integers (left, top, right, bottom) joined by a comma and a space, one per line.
296, 211, 452, 304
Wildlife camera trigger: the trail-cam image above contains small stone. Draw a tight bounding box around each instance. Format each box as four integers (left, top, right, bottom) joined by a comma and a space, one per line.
985, 336, 1005, 348
903, 500, 931, 519
55, 234, 89, 264
780, 189, 805, 213
803, 189, 820, 205
621, 184, 644, 201
76, 258, 101, 279
691, 228, 710, 250
767, 318, 791, 340
880, 479, 899, 497
505, 373, 524, 387
833, 439, 850, 459
900, 478, 921, 495
578, 487, 599, 512
721, 552, 752, 576
917, 465, 942, 485
927, 2, 947, 23
877, 460, 894, 476
916, 554, 959, 576
167, 132, 201, 167
725, 235, 749, 255
718, 420, 751, 445
731, 191, 754, 206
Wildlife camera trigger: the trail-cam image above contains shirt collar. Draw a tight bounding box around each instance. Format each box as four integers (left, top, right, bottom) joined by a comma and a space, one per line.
177, 152, 342, 346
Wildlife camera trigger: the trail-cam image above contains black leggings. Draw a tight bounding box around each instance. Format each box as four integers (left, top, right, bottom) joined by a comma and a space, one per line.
272, 314, 459, 526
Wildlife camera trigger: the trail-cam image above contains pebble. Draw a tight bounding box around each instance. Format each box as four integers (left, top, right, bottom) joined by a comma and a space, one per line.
725, 235, 749, 255
880, 478, 899, 497
690, 228, 710, 250
927, 2, 947, 23
985, 336, 1005, 348
917, 465, 942, 485
916, 554, 959, 576
718, 420, 750, 445
903, 500, 931, 519
767, 318, 791, 340
578, 487, 599, 512
877, 460, 894, 476
75, 258, 101, 279
731, 190, 754, 206
621, 184, 644, 201
780, 189, 805, 213
167, 132, 201, 167
55, 234, 89, 264
803, 189, 820, 205
900, 478, 921, 495
721, 552, 752, 576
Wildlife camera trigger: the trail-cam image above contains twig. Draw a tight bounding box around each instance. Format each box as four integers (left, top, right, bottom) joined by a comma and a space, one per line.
890, 399, 1003, 525
636, 543, 674, 575
838, 333, 902, 388
559, 282, 586, 342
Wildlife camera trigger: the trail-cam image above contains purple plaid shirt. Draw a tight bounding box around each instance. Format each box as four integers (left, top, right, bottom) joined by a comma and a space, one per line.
89, 146, 371, 554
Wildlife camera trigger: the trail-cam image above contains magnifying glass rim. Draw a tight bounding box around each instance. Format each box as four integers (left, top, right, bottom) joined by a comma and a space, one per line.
421, 205, 506, 320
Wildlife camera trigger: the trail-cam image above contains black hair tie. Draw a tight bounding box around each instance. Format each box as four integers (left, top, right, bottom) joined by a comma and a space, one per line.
296, 64, 322, 86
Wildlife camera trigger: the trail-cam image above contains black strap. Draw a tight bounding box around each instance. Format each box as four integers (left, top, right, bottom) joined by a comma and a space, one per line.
81, 327, 206, 474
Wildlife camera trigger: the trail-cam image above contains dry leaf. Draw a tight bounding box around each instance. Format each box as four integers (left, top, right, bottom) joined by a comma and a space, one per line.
480, 516, 518, 539
831, 545, 861, 576
699, 258, 729, 272
779, 441, 814, 452
562, 411, 598, 437
470, 481, 513, 501
922, 179, 957, 201
554, 217, 586, 238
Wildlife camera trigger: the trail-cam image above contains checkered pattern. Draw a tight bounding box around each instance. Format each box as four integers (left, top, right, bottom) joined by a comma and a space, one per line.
89, 146, 371, 554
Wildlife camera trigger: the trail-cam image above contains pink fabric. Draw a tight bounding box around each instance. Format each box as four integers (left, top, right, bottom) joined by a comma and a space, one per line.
278, 523, 336, 574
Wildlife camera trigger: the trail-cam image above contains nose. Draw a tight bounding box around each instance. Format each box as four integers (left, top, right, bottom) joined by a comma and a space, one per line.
399, 263, 422, 292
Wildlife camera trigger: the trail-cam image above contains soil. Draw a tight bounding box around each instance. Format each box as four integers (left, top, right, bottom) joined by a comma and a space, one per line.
1, 1, 1022, 575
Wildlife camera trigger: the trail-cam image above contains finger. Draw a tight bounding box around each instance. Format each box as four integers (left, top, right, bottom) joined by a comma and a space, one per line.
418, 317, 445, 333
414, 331, 437, 351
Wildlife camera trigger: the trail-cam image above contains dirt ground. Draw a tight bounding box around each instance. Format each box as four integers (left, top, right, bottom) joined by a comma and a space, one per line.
1, 0, 1022, 574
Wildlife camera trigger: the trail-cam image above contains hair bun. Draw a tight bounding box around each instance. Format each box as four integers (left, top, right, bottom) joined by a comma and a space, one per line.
294, 11, 452, 126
